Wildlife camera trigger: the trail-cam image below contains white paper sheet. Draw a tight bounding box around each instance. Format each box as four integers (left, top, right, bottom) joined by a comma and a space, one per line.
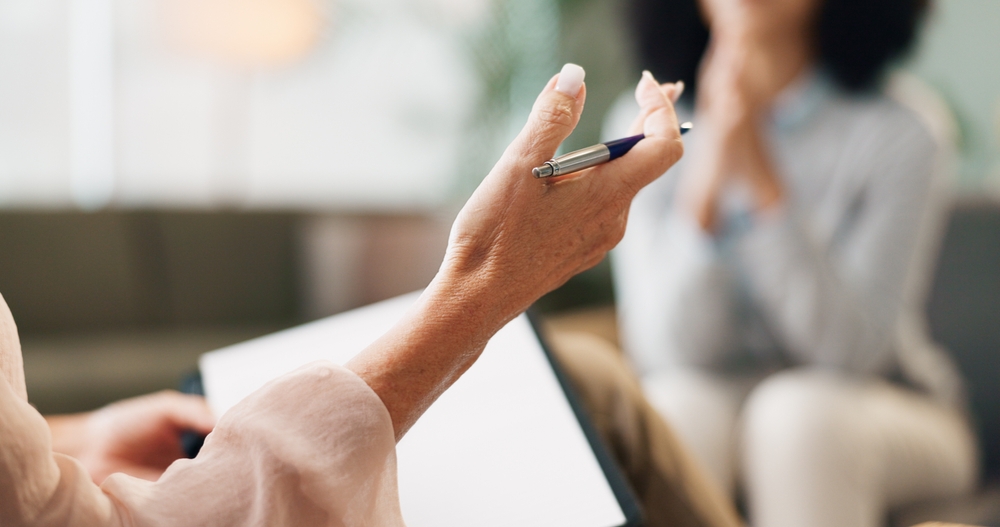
200, 291, 628, 527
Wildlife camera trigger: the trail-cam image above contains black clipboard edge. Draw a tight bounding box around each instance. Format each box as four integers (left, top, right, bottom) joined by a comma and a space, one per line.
526, 309, 645, 527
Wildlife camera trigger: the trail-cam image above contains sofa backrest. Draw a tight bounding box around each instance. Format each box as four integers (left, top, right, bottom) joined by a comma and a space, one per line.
0, 211, 300, 334
926, 200, 1000, 481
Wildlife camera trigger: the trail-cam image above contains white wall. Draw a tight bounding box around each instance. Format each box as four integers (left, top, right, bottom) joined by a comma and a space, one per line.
0, 0, 73, 206
904, 0, 1000, 189
0, 0, 550, 210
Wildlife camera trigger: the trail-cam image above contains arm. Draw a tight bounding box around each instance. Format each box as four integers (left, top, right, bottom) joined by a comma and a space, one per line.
1, 67, 683, 526
734, 124, 940, 371
348, 69, 684, 439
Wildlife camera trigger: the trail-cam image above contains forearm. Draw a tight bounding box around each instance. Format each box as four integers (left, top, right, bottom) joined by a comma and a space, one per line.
734, 128, 939, 372
677, 137, 728, 233
735, 211, 895, 371
346, 273, 520, 440
740, 127, 784, 211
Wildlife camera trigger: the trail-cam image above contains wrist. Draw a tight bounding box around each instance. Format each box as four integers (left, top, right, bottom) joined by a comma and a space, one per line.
420, 267, 520, 347
742, 134, 784, 212
350, 271, 509, 439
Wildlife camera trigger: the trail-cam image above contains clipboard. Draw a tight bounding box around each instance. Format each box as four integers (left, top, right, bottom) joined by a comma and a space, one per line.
199, 291, 642, 527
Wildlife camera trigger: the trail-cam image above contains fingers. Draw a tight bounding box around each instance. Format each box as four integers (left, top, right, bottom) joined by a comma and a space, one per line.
152, 391, 216, 434
661, 79, 685, 104
627, 75, 684, 135
634, 70, 672, 121
613, 71, 683, 191
506, 63, 586, 170
554, 63, 585, 97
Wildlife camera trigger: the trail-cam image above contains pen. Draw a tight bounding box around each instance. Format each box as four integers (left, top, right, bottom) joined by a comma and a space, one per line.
532, 122, 693, 178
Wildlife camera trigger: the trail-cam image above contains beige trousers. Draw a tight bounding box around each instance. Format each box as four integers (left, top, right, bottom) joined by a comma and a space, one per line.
546, 330, 744, 527
546, 326, 977, 527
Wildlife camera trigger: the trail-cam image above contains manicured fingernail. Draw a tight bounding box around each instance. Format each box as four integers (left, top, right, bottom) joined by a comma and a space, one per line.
673, 80, 685, 102
636, 70, 661, 105
555, 63, 585, 96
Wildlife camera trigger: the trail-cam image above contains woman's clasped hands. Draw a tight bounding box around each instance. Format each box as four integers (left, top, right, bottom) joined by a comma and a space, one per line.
677, 1, 802, 232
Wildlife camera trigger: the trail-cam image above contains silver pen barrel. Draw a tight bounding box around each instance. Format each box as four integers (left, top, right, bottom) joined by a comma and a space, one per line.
532, 144, 611, 178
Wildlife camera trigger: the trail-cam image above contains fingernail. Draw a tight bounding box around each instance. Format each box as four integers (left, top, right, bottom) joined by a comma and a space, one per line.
673, 80, 685, 102
555, 63, 585, 96
636, 70, 660, 105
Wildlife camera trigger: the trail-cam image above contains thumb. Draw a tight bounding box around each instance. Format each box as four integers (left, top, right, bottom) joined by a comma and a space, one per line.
508, 63, 586, 168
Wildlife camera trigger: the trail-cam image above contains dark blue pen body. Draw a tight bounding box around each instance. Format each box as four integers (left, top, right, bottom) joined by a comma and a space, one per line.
532, 122, 691, 178
603, 122, 691, 161
604, 134, 646, 161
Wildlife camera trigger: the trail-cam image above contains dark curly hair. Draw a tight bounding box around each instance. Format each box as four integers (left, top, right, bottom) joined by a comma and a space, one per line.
630, 0, 930, 99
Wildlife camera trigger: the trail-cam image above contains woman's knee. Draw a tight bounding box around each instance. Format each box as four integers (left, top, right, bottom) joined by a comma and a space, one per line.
741, 369, 869, 472
643, 368, 743, 494
740, 370, 883, 527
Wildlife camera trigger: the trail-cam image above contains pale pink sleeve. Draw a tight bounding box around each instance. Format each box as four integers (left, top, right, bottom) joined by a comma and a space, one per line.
1, 294, 404, 527
1, 293, 121, 527
0, 291, 26, 401
102, 361, 405, 527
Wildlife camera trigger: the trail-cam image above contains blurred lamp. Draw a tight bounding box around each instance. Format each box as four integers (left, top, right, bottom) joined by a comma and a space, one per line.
163, 0, 325, 67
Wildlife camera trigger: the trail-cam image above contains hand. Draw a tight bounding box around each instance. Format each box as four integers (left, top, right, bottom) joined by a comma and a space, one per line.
349, 66, 684, 439
678, 34, 784, 232
438, 68, 685, 328
47, 391, 215, 483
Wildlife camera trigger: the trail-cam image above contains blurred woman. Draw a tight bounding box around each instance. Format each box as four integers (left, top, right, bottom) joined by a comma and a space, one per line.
605, 0, 979, 525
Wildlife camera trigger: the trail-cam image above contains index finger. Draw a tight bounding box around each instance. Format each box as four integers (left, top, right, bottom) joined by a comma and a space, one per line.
626, 77, 683, 136
152, 391, 217, 433
607, 71, 684, 193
